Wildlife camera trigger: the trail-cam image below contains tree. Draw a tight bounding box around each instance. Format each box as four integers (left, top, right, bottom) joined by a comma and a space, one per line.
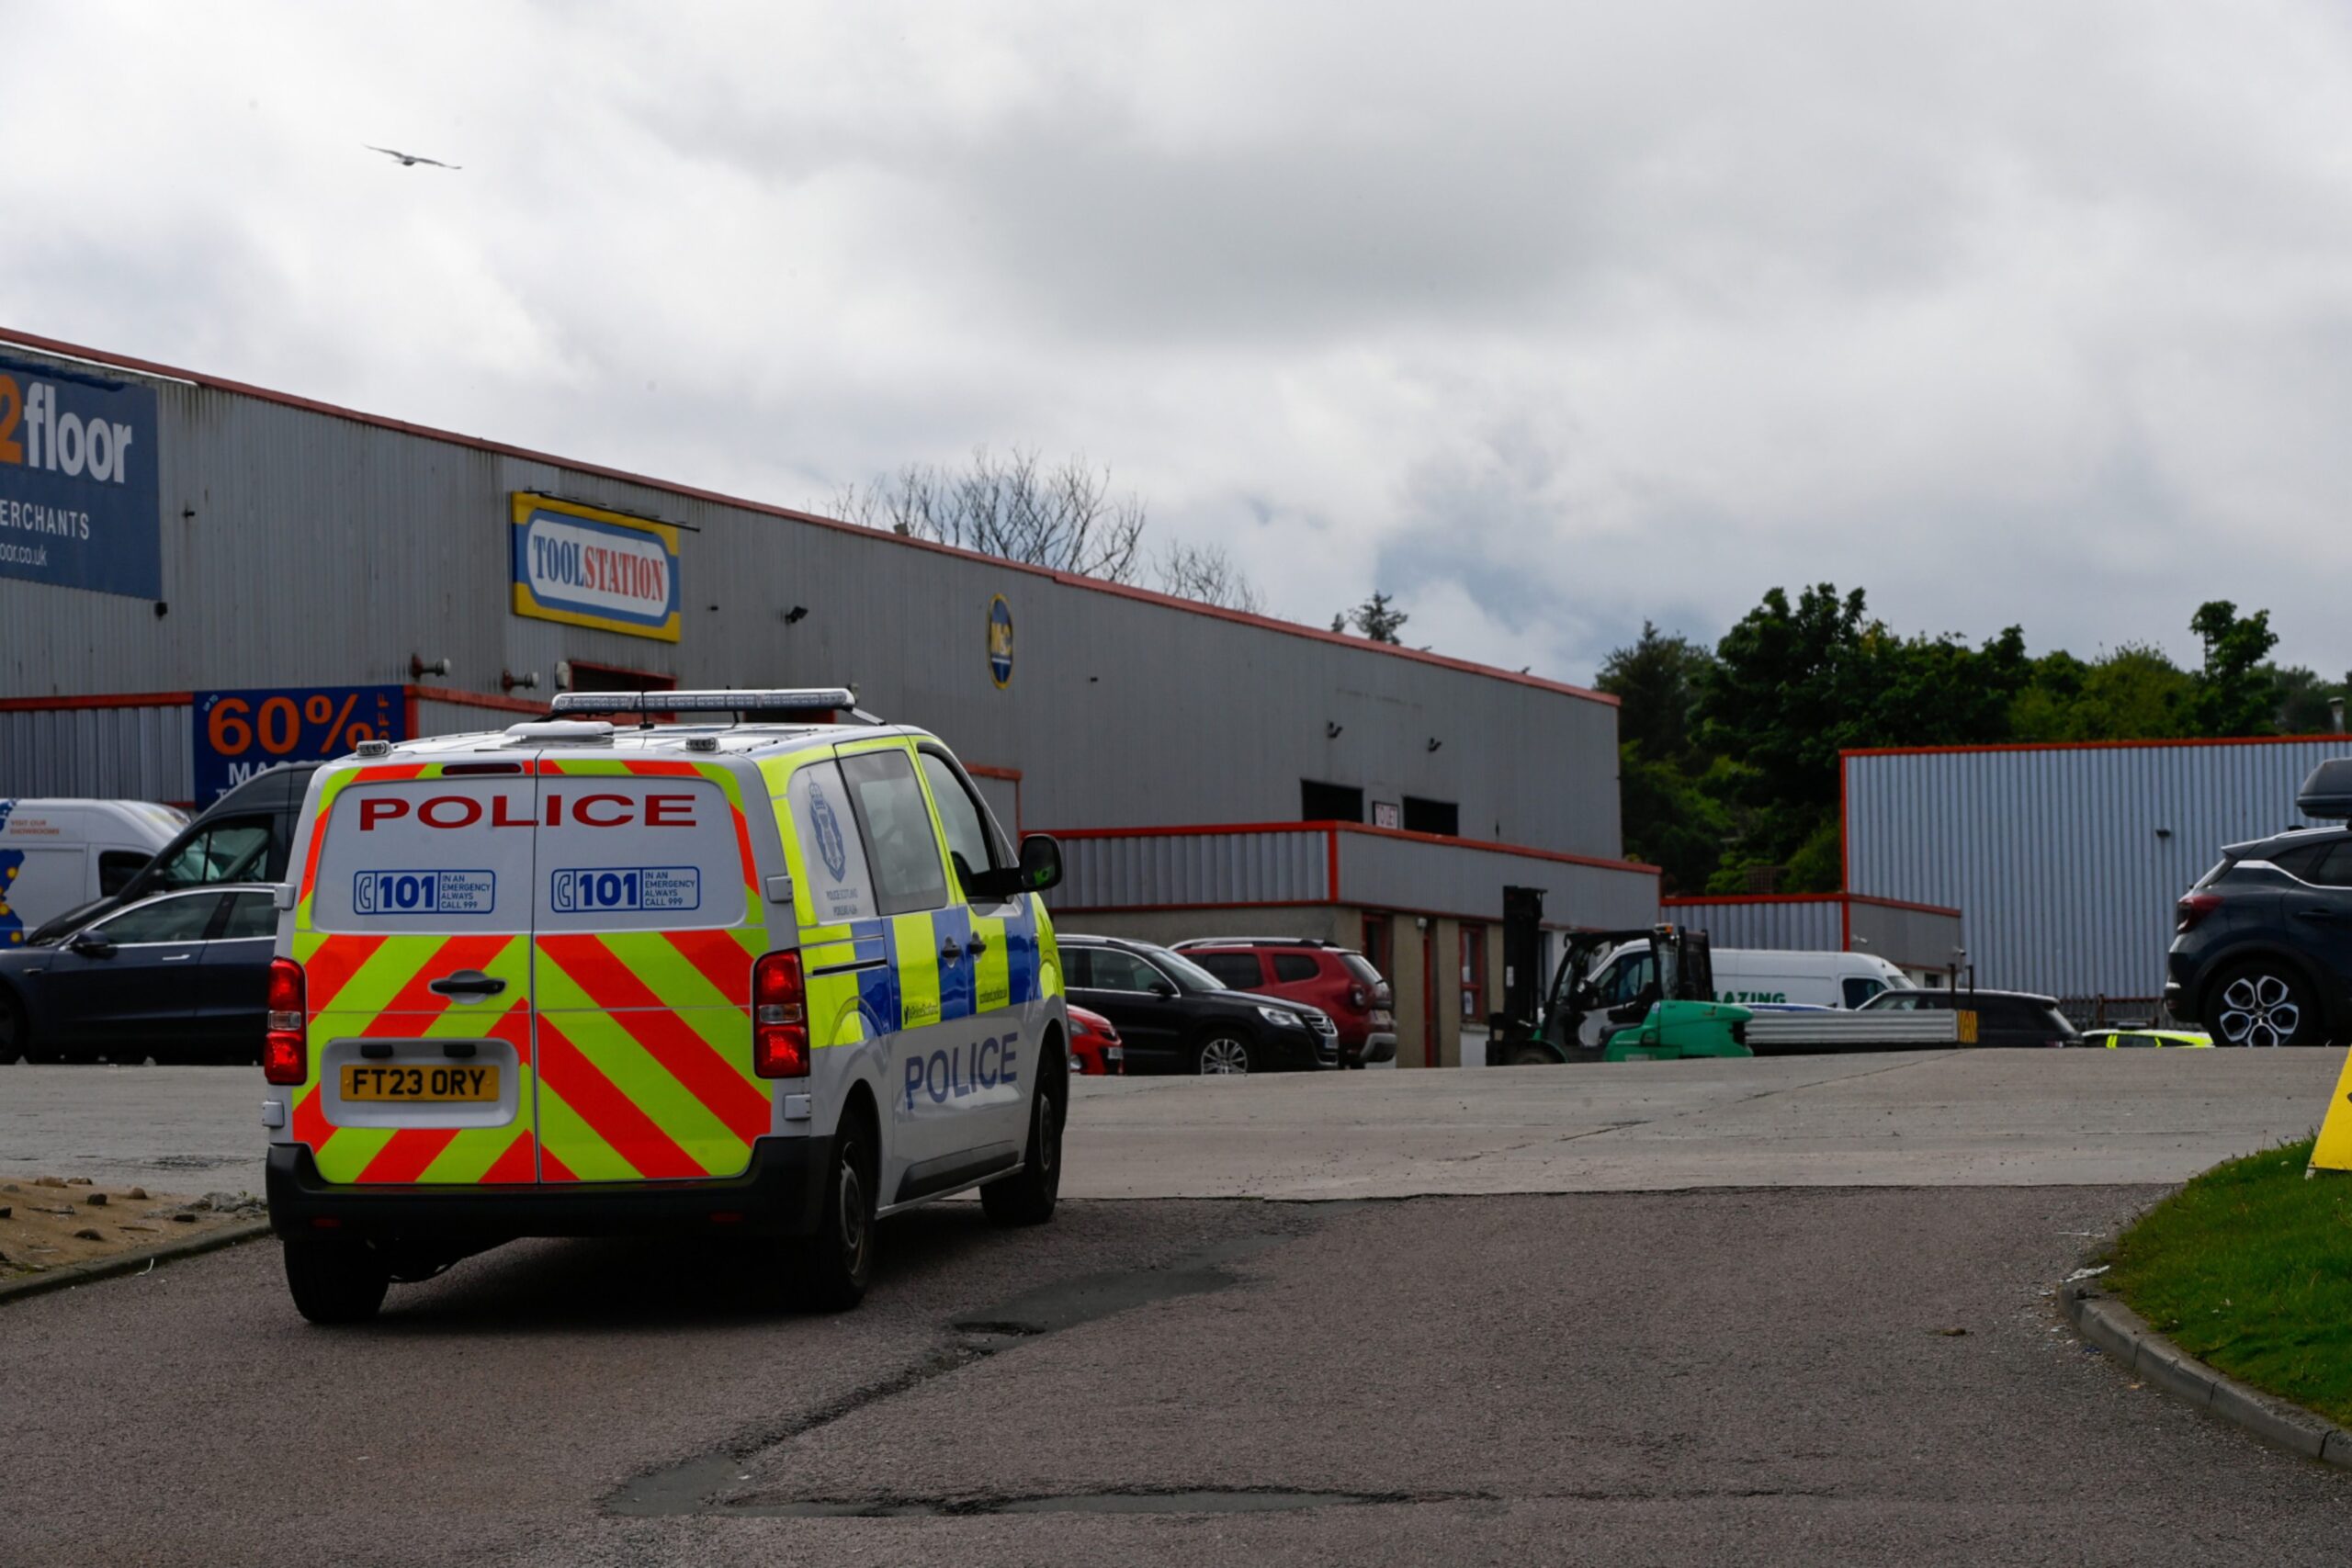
1696, 583, 2027, 880
2010, 646, 2193, 741
2266, 663, 2345, 736
1597, 622, 1716, 765
2188, 601, 2279, 737
1156, 541, 1265, 615
838, 446, 1148, 582
1331, 592, 1409, 644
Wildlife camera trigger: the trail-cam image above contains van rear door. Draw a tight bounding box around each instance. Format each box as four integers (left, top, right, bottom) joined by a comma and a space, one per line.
296, 761, 541, 1185
528, 759, 772, 1184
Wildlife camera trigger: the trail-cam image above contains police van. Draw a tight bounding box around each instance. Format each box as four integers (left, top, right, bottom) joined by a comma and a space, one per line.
261, 689, 1069, 1324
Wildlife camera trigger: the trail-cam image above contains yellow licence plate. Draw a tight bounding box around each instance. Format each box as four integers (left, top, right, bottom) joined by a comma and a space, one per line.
340, 1064, 501, 1103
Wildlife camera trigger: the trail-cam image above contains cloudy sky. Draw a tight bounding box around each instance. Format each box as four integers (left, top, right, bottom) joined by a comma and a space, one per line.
7, 1, 2352, 683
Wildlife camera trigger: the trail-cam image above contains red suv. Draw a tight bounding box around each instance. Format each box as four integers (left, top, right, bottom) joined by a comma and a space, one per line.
1171, 938, 1396, 1066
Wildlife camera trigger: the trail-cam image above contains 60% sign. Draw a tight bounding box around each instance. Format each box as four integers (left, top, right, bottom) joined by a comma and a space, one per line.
204, 691, 383, 757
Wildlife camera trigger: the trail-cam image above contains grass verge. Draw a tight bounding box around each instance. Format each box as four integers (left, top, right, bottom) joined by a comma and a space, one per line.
2108, 1135, 2352, 1427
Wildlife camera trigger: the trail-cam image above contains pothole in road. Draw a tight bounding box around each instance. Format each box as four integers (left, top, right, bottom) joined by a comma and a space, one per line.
606, 1233, 1297, 1518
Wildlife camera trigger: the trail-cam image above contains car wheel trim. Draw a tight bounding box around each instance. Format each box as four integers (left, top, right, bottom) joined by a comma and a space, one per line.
1199, 1037, 1250, 1074
2217, 973, 2300, 1047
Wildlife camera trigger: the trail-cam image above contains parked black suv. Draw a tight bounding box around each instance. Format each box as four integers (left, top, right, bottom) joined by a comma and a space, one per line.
2165, 825, 2352, 1046
1858, 986, 2082, 1047
1058, 934, 1339, 1074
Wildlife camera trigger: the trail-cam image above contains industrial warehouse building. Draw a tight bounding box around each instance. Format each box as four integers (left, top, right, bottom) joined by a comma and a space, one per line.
0, 330, 1657, 1068
1842, 737, 2352, 1011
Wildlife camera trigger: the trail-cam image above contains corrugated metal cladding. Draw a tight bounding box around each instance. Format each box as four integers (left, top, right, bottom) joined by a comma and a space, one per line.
1664, 899, 1842, 953
0, 338, 1625, 870
1845, 739, 2352, 998
1051, 829, 1329, 911
1845, 900, 1965, 974
1337, 833, 1656, 929
0, 695, 521, 803
0, 705, 190, 800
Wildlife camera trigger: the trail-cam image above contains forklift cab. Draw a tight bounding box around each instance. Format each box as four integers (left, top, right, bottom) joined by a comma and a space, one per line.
1493, 923, 1714, 1065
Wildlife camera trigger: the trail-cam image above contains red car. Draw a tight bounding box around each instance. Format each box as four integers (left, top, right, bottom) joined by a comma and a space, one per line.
1171, 938, 1396, 1066
1068, 1004, 1126, 1076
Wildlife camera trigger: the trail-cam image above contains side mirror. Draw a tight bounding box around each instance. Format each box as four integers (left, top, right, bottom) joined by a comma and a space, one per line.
1148, 980, 1178, 999
964, 835, 1065, 902
1016, 833, 1062, 892
69, 932, 116, 958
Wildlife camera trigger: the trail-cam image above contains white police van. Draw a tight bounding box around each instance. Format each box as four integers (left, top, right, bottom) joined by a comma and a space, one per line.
263, 689, 1070, 1322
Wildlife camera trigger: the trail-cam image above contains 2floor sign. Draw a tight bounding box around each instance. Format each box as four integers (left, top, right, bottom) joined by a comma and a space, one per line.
0, 352, 160, 599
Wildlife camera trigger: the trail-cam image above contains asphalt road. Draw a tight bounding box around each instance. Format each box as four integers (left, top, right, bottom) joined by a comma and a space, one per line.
6, 1055, 2351, 1564
4, 1047, 2337, 1195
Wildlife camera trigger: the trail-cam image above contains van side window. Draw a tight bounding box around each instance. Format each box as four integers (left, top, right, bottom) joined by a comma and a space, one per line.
917, 749, 1005, 900
1843, 977, 1887, 1008
839, 750, 949, 916
97, 851, 149, 895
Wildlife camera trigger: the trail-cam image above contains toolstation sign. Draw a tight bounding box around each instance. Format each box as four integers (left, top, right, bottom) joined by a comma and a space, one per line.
509, 492, 682, 642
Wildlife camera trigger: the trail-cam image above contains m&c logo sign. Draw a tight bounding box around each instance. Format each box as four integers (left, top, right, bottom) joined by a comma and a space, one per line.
0, 353, 160, 599
509, 491, 682, 642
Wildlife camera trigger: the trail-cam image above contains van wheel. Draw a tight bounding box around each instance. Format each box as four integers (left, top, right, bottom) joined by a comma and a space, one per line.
2209, 962, 2324, 1047
983, 1077, 1063, 1227
790, 1122, 876, 1312
283, 1240, 390, 1325
1194, 1033, 1253, 1074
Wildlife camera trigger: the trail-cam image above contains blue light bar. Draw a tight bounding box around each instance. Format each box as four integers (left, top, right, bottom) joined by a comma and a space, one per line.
548, 688, 855, 716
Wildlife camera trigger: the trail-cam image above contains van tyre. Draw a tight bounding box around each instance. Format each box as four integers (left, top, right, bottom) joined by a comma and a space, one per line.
2209, 960, 2324, 1047
283, 1239, 390, 1325
983, 1077, 1063, 1227
1193, 1032, 1253, 1075
790, 1123, 876, 1312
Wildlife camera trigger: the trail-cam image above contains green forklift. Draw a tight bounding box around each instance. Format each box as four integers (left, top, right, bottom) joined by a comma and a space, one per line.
1486, 889, 1755, 1065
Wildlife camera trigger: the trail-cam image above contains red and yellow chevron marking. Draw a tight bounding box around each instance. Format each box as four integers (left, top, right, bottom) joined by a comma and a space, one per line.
534, 928, 769, 1182
291, 931, 537, 1186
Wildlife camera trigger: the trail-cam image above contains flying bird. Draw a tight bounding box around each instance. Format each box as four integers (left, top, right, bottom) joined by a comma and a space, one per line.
365, 145, 461, 170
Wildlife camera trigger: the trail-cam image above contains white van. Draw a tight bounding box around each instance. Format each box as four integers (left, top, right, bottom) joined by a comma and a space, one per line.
0, 799, 188, 944
1573, 942, 1912, 1044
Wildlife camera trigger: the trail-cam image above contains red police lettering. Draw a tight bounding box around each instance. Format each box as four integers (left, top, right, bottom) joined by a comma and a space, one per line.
573, 794, 631, 828
358, 798, 409, 830
492, 794, 534, 828
418, 795, 483, 829
644, 794, 695, 827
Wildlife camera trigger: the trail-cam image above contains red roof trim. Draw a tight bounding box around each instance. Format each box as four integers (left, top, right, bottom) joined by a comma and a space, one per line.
0, 691, 194, 712
0, 326, 1616, 711
1046, 818, 1657, 876
1662, 892, 1962, 919
405, 684, 545, 716
1843, 733, 2350, 760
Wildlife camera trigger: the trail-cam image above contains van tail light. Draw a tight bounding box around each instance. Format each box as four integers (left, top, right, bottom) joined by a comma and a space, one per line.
264, 958, 307, 1085
2177, 892, 2222, 933
752, 951, 810, 1078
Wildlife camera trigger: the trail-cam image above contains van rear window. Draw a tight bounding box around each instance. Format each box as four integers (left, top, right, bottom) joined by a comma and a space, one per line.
536, 776, 747, 932
310, 779, 536, 933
